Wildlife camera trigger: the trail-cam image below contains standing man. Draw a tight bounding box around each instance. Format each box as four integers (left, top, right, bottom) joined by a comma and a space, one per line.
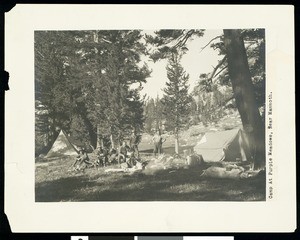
152, 129, 165, 157
129, 129, 140, 158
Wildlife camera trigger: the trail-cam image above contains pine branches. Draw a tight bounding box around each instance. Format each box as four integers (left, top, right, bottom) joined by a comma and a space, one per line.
162, 53, 192, 135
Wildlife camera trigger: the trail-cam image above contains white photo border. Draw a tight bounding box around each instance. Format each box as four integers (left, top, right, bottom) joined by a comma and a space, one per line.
4, 4, 296, 232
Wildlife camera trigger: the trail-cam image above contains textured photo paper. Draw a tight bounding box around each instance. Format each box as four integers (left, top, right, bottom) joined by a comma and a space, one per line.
33, 28, 266, 202
4, 4, 295, 232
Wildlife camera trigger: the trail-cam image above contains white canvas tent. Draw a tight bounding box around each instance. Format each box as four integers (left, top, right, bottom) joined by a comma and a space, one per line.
193, 128, 247, 162
45, 130, 78, 158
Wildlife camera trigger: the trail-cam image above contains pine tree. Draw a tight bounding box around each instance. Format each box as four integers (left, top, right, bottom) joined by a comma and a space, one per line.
161, 53, 192, 154
147, 29, 266, 169
35, 31, 75, 154
35, 30, 151, 151
154, 95, 164, 131
144, 98, 156, 134
94, 30, 151, 147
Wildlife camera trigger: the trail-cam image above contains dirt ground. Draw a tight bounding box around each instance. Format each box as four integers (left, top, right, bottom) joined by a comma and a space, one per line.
35, 155, 266, 202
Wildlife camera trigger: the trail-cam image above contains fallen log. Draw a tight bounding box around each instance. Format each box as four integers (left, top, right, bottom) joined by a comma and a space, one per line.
201, 166, 242, 179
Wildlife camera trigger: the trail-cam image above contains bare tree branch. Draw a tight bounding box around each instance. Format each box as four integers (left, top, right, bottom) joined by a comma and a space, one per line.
213, 64, 228, 81
244, 40, 258, 44
222, 96, 235, 105
101, 37, 112, 44
200, 35, 222, 52
174, 30, 195, 48
208, 56, 227, 81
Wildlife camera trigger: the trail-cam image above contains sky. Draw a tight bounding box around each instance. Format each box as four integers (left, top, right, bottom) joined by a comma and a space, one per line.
140, 29, 223, 99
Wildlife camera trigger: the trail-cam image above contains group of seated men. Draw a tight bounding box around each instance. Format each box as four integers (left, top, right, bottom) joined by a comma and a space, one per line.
95, 141, 138, 168
73, 141, 139, 171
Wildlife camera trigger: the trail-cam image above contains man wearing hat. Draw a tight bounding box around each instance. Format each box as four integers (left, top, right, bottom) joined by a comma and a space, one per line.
73, 147, 93, 170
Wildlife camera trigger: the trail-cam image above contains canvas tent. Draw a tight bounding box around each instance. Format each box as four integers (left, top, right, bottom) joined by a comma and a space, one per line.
193, 128, 247, 162
46, 130, 78, 158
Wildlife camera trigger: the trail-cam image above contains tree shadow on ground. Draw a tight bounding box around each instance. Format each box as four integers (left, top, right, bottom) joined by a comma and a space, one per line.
82, 168, 265, 201
35, 175, 96, 201
35, 167, 265, 202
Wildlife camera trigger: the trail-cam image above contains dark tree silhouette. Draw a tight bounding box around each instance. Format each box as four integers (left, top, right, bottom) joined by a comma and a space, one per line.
223, 29, 265, 169
161, 53, 192, 154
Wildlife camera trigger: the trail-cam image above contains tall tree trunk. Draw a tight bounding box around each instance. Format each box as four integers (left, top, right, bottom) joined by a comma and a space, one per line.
110, 134, 115, 149
96, 124, 103, 148
223, 29, 265, 170
175, 137, 179, 154
79, 113, 97, 149
75, 101, 97, 149
174, 129, 179, 154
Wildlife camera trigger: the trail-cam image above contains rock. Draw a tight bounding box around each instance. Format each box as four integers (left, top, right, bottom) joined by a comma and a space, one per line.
186, 154, 204, 167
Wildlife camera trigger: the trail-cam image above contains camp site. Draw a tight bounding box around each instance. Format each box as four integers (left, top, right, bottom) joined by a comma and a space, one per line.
35, 29, 266, 201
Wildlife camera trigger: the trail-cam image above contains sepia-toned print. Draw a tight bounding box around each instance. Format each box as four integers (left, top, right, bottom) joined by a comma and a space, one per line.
35, 29, 266, 202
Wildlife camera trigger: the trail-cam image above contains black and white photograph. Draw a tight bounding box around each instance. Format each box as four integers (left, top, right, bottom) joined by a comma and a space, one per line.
34, 29, 266, 202
4, 5, 295, 232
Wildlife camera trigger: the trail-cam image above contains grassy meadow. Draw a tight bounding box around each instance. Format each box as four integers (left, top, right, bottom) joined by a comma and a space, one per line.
35, 154, 265, 202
